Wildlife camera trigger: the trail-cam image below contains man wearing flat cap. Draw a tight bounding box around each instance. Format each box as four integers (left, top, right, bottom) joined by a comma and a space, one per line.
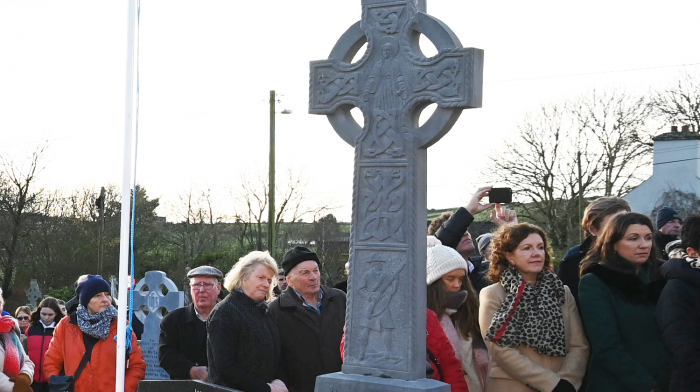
269, 246, 346, 392
159, 266, 222, 381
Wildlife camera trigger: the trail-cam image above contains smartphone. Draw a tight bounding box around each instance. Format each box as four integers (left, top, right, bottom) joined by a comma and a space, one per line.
489, 188, 512, 204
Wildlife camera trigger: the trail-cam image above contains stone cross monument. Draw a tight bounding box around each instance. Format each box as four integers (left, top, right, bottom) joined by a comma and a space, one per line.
310, 0, 482, 390
25, 279, 42, 308
133, 271, 185, 380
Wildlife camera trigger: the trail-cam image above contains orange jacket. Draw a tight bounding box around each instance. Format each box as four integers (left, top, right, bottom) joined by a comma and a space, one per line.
43, 315, 145, 392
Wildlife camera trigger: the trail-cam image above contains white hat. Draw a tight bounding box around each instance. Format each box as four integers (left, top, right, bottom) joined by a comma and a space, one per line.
426, 236, 469, 284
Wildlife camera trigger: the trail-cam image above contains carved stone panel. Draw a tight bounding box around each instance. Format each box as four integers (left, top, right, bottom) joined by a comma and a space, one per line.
357, 166, 407, 243
343, 248, 410, 373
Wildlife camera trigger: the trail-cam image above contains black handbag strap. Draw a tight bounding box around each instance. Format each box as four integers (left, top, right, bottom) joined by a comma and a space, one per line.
426, 348, 444, 381
73, 335, 96, 381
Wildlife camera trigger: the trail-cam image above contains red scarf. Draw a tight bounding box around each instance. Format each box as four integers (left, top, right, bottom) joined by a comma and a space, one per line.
0, 316, 21, 378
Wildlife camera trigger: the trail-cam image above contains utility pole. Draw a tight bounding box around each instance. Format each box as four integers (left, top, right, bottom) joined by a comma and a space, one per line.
268, 90, 276, 257
97, 186, 106, 275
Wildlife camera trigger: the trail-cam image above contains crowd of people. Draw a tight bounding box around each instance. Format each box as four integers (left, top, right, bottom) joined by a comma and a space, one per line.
0, 186, 693, 392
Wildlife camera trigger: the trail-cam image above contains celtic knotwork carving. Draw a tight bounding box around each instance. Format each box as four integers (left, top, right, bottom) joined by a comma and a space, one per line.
368, 6, 405, 34
362, 109, 406, 158
359, 168, 405, 242
414, 58, 460, 95
316, 69, 360, 105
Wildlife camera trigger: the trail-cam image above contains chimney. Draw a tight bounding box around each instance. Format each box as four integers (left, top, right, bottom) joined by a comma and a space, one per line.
671, 126, 678, 132
682, 125, 690, 132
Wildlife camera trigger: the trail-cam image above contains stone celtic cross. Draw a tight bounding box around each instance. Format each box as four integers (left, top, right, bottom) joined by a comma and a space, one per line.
310, 0, 482, 388
25, 279, 42, 308
133, 271, 184, 380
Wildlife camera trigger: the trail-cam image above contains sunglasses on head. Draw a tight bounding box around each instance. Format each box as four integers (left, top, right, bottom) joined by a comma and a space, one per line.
17, 317, 29, 321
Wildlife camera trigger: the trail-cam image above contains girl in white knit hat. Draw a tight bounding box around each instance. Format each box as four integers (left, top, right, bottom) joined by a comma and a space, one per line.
427, 235, 488, 392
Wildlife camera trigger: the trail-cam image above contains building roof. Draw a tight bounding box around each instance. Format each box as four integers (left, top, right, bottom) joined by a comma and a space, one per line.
653, 131, 700, 142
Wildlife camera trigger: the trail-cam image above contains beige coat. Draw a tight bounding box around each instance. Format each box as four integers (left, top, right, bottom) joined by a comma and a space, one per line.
479, 283, 589, 392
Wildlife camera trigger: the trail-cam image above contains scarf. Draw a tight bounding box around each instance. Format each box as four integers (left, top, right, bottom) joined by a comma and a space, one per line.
684, 254, 700, 269
76, 305, 118, 340
485, 268, 567, 358
0, 316, 23, 378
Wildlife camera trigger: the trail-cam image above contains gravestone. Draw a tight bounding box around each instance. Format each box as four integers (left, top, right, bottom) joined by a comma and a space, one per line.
133, 271, 185, 380
110, 275, 119, 301
25, 279, 42, 308
310, 0, 482, 390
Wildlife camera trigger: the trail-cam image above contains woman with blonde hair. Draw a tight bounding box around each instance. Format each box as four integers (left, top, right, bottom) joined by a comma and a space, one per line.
479, 223, 588, 392
207, 251, 287, 392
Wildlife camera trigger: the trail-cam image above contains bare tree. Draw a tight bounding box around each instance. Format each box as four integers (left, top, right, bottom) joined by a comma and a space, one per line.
651, 73, 700, 132
0, 146, 45, 298
487, 89, 652, 251
572, 89, 654, 196
487, 105, 596, 249
232, 168, 336, 254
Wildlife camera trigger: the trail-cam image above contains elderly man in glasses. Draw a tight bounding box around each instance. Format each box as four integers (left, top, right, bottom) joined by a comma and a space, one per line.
159, 266, 222, 381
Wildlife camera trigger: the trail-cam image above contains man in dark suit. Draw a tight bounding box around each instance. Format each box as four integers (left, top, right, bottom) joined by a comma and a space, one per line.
159, 266, 222, 380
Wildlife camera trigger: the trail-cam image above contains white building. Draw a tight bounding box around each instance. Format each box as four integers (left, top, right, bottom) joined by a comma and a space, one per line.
625, 128, 700, 216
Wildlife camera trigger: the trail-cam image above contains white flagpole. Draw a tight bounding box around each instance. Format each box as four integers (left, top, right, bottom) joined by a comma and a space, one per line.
116, 0, 138, 391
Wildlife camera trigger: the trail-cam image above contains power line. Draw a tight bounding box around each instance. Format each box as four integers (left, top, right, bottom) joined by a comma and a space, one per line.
654, 157, 700, 166
492, 62, 700, 83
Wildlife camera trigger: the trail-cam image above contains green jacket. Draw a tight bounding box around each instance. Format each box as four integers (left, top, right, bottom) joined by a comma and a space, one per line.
578, 263, 671, 392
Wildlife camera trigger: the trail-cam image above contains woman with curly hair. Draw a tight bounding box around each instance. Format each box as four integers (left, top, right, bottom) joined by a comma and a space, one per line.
479, 223, 588, 392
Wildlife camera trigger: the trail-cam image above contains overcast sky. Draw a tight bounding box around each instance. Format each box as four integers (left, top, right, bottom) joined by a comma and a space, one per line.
1, 0, 698, 222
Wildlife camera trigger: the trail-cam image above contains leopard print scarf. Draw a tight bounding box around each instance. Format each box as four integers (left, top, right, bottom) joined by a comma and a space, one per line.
485, 267, 567, 358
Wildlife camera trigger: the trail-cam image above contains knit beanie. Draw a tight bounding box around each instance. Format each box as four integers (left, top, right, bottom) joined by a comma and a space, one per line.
426, 236, 469, 284
656, 206, 682, 229
76, 275, 111, 308
476, 233, 493, 255
282, 246, 320, 275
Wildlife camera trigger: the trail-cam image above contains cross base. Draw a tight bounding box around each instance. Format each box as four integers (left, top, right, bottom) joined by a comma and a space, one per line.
314, 373, 450, 392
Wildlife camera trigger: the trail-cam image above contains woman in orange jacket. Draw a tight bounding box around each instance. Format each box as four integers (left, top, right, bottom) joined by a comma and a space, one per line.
43, 275, 145, 392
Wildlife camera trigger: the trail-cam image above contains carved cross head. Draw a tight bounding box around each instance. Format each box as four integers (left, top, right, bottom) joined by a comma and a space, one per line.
310, 0, 483, 151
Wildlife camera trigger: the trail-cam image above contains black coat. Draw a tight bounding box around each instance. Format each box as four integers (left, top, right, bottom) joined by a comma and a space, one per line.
207, 290, 282, 392
557, 236, 594, 307
158, 303, 208, 380
435, 207, 474, 249
655, 231, 677, 261
268, 286, 346, 392
657, 257, 700, 392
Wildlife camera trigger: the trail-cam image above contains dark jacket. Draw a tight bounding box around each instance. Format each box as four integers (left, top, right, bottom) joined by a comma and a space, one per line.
434, 207, 490, 291
332, 280, 347, 293
207, 290, 281, 392
579, 263, 672, 392
158, 303, 208, 380
557, 236, 594, 307
26, 322, 55, 383
657, 257, 700, 392
654, 231, 677, 261
268, 286, 346, 392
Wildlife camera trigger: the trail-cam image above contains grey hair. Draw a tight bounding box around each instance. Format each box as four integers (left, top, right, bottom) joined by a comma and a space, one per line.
224, 251, 278, 300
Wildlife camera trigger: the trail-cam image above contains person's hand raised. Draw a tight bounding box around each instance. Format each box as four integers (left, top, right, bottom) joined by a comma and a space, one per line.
466, 186, 495, 216
490, 203, 518, 227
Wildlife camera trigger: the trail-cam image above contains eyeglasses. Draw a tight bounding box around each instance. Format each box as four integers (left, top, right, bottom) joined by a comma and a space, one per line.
191, 283, 215, 291
17, 317, 29, 321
